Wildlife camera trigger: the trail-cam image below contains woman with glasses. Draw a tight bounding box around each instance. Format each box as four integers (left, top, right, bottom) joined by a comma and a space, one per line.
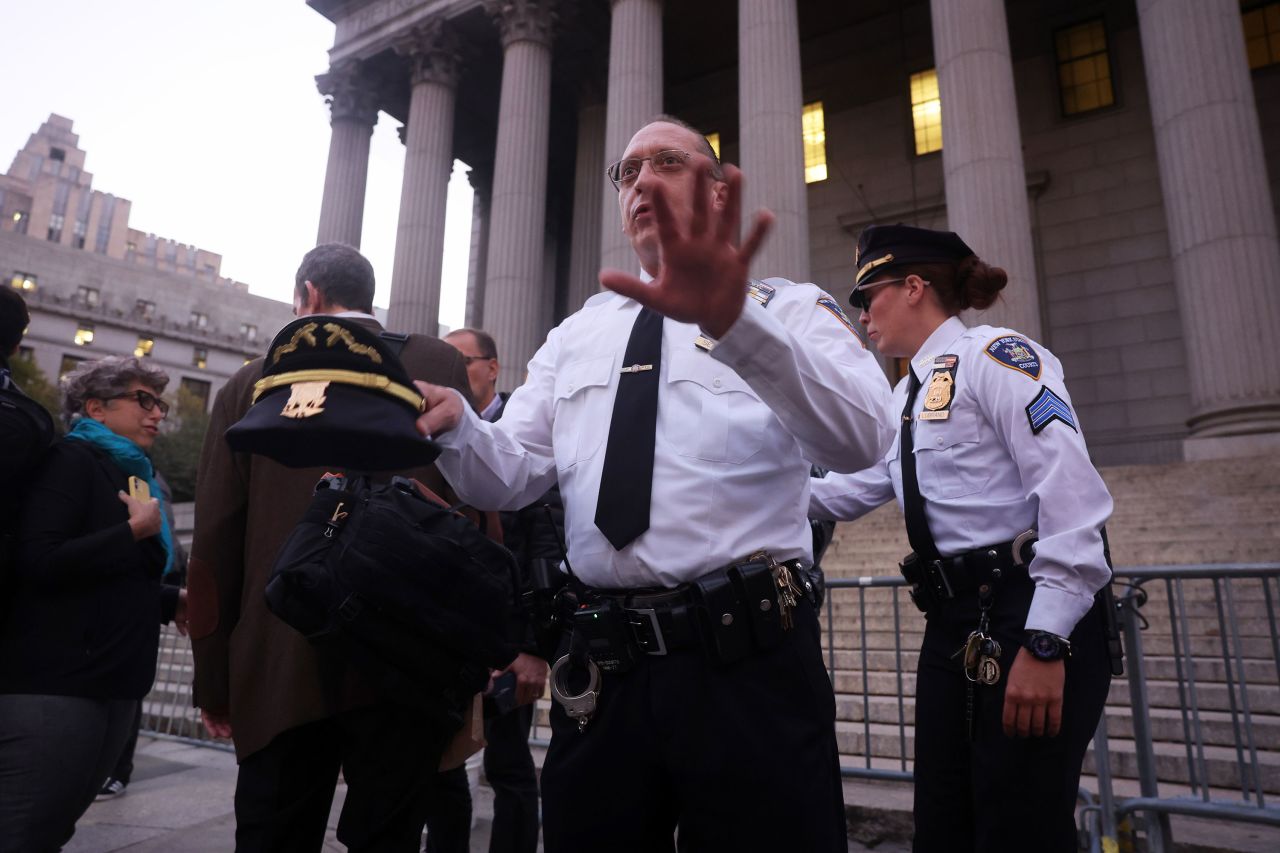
810, 224, 1114, 853
0, 355, 186, 851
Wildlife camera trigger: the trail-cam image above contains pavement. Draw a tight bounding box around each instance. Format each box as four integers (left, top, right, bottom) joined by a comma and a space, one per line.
66, 736, 1277, 852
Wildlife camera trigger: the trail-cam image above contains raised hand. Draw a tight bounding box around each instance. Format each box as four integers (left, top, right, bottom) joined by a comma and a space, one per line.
600, 163, 773, 339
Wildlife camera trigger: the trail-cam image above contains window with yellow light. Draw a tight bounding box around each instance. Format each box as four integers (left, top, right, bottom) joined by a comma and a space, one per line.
1244, 2, 1280, 69
910, 70, 942, 156
135, 337, 155, 358
74, 324, 94, 346
1055, 20, 1115, 116
802, 102, 828, 183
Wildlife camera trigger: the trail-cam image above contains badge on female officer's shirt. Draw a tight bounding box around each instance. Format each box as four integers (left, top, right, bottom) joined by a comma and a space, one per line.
920, 354, 958, 421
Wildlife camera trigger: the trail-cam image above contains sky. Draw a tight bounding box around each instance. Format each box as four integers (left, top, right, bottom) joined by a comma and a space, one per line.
0, 0, 475, 327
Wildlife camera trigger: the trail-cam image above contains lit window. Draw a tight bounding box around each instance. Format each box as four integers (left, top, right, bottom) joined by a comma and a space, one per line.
802, 102, 828, 183
10, 272, 37, 292
74, 324, 94, 346
1244, 3, 1280, 69
12, 211, 28, 234
193, 347, 208, 369
135, 337, 155, 358
190, 311, 208, 329
1055, 20, 1115, 116
706, 132, 721, 161
240, 323, 258, 342
135, 299, 156, 320
910, 70, 943, 155
76, 286, 100, 307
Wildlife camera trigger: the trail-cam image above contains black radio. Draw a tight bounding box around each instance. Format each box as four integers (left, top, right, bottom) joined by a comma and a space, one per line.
571, 597, 639, 674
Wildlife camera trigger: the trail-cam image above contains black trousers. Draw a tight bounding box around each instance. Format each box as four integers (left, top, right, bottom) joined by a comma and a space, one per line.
541, 597, 846, 853
484, 702, 540, 853
234, 704, 456, 853
911, 573, 1112, 853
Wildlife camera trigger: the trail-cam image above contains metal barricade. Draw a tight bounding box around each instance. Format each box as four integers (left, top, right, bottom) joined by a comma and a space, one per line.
823, 563, 1280, 851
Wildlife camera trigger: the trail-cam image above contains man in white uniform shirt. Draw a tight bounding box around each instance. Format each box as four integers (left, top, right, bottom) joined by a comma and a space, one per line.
414, 116, 893, 852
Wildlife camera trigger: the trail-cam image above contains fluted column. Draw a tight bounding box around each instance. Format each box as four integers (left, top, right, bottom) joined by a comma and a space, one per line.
483, 0, 555, 390
567, 93, 606, 313
1137, 0, 1280, 456
931, 0, 1040, 338
739, 0, 809, 282
315, 63, 379, 247
386, 20, 463, 336
464, 168, 492, 329
600, 0, 663, 275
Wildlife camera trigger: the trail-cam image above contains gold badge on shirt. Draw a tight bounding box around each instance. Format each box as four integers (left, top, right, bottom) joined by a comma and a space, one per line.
919, 355, 959, 421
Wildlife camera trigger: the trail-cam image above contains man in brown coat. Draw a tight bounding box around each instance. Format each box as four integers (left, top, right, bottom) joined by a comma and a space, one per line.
188, 243, 475, 852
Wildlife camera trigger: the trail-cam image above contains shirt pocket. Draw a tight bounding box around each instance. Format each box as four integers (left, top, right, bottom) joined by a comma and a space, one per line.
552, 355, 615, 469
914, 408, 990, 500
663, 348, 769, 464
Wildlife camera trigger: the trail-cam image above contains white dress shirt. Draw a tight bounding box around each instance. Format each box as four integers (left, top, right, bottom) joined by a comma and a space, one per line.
809, 316, 1114, 638
434, 279, 894, 589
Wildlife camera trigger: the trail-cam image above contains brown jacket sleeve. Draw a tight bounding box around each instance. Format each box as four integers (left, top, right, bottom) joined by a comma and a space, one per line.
187, 364, 255, 713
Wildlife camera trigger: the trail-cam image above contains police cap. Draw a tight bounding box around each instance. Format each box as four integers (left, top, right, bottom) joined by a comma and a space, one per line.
851, 224, 975, 297
225, 316, 440, 470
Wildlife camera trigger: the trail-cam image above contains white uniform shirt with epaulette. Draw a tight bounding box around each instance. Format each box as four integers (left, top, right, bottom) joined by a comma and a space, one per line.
809, 315, 1114, 638
433, 278, 894, 589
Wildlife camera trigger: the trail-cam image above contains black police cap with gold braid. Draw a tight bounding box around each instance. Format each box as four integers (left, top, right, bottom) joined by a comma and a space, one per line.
225, 316, 441, 470
852, 224, 975, 292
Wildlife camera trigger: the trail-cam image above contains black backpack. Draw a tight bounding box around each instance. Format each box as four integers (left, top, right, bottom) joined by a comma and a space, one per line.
265, 473, 520, 708
1, 368, 56, 575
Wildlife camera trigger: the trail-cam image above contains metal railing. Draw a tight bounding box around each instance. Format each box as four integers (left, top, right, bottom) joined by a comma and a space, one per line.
143, 562, 1280, 849
824, 563, 1280, 851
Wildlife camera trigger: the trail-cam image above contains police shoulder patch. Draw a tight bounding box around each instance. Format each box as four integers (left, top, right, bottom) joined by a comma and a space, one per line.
817, 295, 858, 335
1025, 386, 1077, 435
984, 335, 1043, 380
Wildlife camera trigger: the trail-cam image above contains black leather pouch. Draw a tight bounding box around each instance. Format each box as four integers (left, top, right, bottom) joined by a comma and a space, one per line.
692, 571, 751, 665
731, 560, 785, 651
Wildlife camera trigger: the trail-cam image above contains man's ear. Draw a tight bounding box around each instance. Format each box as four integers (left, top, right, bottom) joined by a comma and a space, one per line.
711, 178, 729, 211
487, 359, 500, 384
300, 281, 327, 315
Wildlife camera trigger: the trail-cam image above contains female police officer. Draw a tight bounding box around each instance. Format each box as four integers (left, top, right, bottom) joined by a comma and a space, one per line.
811, 224, 1114, 853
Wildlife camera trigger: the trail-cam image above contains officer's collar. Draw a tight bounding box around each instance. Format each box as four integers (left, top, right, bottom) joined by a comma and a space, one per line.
909, 316, 968, 382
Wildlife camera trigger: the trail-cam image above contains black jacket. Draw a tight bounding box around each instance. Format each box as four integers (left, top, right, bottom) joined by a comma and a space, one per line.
0, 439, 178, 699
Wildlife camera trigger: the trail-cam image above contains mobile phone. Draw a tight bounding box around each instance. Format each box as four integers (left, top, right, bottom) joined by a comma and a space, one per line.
128, 475, 151, 502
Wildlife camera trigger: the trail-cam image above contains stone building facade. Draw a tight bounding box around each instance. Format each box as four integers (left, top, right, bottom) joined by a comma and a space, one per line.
307, 0, 1280, 465
1, 115, 295, 410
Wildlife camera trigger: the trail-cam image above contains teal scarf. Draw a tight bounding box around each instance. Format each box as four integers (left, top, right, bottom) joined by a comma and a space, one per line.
66, 417, 174, 575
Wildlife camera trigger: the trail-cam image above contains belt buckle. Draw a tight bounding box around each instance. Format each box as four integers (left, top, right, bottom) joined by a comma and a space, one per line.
627, 607, 668, 656
922, 560, 955, 601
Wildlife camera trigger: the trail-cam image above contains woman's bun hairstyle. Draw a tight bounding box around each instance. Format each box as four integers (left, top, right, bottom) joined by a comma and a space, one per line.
954, 255, 1008, 311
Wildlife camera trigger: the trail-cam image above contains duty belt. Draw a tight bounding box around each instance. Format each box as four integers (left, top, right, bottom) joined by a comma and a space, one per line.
587, 586, 702, 656
900, 529, 1037, 611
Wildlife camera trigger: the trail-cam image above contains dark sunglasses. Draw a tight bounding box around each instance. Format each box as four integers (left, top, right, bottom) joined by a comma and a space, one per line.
848, 277, 911, 312
107, 389, 170, 416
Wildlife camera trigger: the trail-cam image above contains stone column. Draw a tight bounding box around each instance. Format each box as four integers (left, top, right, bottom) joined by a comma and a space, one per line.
464, 168, 492, 329
1136, 0, 1280, 456
566, 92, 606, 313
315, 63, 379, 247
600, 0, 663, 275
483, 0, 556, 390
386, 20, 463, 337
739, 0, 809, 282
931, 0, 1041, 338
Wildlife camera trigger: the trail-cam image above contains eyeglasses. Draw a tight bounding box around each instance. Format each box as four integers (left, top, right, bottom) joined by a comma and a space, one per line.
106, 389, 170, 416
849, 277, 914, 313
459, 355, 495, 366
606, 149, 694, 190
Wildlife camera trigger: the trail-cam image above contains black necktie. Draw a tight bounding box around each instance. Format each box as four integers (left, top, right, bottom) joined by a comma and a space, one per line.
595, 307, 663, 550
900, 370, 940, 561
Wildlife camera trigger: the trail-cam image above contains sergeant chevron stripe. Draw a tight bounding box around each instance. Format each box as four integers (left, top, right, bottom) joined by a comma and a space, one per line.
1025, 386, 1077, 435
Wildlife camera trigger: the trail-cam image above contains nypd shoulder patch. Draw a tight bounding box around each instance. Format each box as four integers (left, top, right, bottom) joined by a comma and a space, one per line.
1025, 386, 1077, 435
985, 335, 1043, 380
817, 295, 858, 335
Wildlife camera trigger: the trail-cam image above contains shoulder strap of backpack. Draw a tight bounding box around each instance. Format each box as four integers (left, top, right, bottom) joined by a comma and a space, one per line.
379, 331, 410, 357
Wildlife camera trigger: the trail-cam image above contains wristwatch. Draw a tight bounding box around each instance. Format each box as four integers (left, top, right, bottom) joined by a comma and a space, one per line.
1024, 630, 1072, 662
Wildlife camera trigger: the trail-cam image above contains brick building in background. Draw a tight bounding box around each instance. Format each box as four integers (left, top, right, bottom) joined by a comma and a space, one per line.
0, 114, 295, 410
306, 0, 1280, 465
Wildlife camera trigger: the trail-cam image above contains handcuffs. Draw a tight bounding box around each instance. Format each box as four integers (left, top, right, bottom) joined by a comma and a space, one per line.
549, 654, 601, 732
